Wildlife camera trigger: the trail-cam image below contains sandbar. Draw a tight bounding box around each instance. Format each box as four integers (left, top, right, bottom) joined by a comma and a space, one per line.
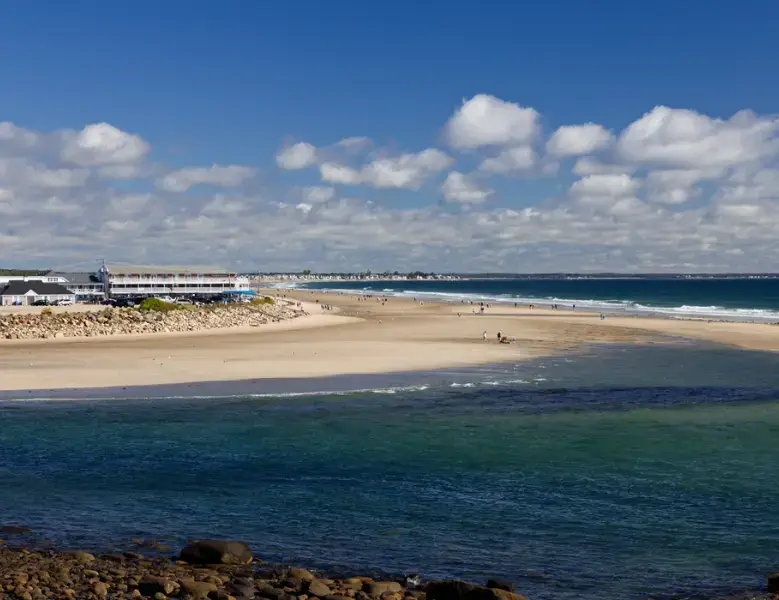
1, 291, 778, 392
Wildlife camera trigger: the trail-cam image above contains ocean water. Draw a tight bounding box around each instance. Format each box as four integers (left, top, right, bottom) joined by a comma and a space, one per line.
2, 342, 779, 599
296, 277, 779, 321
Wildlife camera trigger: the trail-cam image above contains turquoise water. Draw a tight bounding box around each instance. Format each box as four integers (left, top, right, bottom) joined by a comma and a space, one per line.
298, 277, 779, 320
2, 344, 779, 599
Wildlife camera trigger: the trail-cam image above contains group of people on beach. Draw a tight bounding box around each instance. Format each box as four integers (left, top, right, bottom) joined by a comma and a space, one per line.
482, 330, 515, 344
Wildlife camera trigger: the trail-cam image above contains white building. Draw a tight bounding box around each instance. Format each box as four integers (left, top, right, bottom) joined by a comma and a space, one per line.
0, 280, 76, 306
99, 263, 250, 297
50, 272, 105, 302
0, 273, 105, 302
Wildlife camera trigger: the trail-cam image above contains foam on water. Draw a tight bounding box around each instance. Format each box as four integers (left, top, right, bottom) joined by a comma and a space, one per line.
293, 281, 779, 321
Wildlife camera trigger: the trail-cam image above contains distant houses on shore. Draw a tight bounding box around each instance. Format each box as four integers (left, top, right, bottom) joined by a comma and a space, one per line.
0, 264, 461, 306
0, 263, 250, 306
248, 272, 460, 282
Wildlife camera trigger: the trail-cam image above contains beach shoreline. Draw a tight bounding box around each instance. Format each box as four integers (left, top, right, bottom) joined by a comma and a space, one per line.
1, 289, 778, 392
0, 536, 774, 600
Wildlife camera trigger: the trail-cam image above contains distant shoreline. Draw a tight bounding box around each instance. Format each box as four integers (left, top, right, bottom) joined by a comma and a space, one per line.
284, 282, 779, 324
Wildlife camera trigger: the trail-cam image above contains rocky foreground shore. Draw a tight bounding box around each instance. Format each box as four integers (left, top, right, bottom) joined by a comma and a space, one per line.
0, 538, 776, 600
0, 539, 536, 600
0, 302, 304, 340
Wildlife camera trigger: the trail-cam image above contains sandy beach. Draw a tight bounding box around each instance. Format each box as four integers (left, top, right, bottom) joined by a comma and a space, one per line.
1, 291, 778, 392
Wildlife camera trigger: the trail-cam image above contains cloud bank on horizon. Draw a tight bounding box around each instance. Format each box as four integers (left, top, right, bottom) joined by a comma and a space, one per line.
1, 94, 778, 272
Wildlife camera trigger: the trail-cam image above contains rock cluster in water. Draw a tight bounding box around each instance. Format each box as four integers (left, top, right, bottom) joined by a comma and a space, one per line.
0, 303, 304, 340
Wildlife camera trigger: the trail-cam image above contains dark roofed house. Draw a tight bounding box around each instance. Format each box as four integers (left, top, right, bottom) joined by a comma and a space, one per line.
0, 281, 77, 306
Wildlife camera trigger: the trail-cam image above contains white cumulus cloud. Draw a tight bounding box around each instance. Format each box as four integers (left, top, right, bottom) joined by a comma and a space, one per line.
157, 164, 255, 192
573, 157, 636, 176
546, 123, 613, 157
570, 174, 641, 198
301, 186, 336, 203
479, 146, 535, 174
276, 142, 318, 170
321, 149, 452, 190
444, 94, 539, 149
61, 123, 150, 166
617, 106, 779, 169
441, 171, 494, 204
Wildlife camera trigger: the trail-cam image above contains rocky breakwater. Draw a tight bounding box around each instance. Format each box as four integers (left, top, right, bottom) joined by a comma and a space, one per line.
0, 303, 305, 341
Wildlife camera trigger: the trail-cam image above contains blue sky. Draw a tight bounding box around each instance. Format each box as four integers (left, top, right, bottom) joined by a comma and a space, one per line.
1, 1, 779, 272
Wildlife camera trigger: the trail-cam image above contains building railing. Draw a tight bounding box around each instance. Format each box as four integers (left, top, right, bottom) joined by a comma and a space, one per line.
110, 286, 243, 295
108, 276, 247, 283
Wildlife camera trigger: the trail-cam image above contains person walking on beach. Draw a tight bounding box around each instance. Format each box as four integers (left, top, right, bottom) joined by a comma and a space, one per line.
482, 330, 487, 341
497, 330, 502, 342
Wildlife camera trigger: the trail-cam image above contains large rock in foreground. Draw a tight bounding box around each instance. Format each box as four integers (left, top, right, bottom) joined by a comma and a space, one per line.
179, 539, 253, 564
426, 581, 528, 600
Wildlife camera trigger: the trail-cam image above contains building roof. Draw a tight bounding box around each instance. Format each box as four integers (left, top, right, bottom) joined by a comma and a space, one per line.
0, 281, 75, 296
51, 271, 101, 285
102, 263, 235, 275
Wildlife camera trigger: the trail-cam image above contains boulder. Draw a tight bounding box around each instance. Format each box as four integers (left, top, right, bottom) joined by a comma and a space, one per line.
425, 583, 527, 600
228, 581, 256, 599
466, 587, 528, 600
425, 581, 474, 600
308, 580, 332, 597
288, 568, 316, 582
768, 573, 779, 593
0, 525, 32, 534
485, 580, 513, 592
180, 579, 218, 598
256, 584, 285, 600
139, 575, 179, 596
180, 540, 253, 565
70, 551, 96, 564
364, 582, 403, 596
281, 576, 304, 592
